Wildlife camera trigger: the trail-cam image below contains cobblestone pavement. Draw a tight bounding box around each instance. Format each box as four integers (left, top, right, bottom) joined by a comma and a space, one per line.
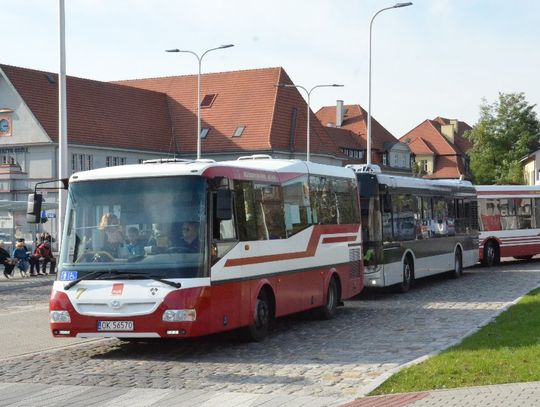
0, 261, 539, 406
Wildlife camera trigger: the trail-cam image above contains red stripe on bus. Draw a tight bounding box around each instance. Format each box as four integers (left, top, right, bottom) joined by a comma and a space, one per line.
224, 224, 359, 267
322, 235, 358, 244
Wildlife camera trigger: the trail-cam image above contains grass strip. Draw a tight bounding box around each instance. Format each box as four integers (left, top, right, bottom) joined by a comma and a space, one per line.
370, 287, 540, 395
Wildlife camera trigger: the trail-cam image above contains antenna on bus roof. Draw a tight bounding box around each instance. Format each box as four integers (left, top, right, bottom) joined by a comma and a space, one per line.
143, 158, 192, 164
237, 154, 273, 161
345, 164, 381, 174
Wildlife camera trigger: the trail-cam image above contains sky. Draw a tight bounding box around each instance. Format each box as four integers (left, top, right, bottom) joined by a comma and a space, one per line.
2, 0, 539, 138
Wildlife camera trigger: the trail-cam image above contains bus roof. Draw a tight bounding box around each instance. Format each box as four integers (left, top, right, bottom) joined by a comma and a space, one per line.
476, 185, 540, 198
69, 156, 356, 183
355, 171, 475, 194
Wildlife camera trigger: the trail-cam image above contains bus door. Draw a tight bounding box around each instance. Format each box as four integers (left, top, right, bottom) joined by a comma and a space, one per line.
208, 188, 246, 332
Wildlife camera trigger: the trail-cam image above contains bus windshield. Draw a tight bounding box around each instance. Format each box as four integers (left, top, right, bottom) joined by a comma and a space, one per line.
59, 176, 207, 279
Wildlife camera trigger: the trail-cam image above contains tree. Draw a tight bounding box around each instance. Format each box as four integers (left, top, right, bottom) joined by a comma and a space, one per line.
465, 92, 540, 184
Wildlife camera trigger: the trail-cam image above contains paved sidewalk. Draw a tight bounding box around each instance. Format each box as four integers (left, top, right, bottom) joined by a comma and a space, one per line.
343, 381, 540, 407
0, 382, 348, 406
1, 381, 540, 406
0, 270, 55, 290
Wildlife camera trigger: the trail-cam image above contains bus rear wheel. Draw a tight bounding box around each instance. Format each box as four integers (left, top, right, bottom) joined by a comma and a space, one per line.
246, 291, 272, 342
483, 241, 500, 267
316, 276, 338, 320
397, 257, 414, 293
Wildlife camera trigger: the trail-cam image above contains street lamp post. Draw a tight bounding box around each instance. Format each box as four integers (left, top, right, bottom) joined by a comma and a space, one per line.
277, 83, 343, 162
166, 44, 234, 160
367, 2, 412, 166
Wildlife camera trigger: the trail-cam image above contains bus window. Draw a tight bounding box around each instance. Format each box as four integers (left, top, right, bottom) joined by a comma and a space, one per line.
381, 193, 393, 241
479, 199, 502, 231
516, 198, 532, 229
394, 194, 416, 241
283, 176, 311, 236
499, 199, 517, 230
534, 198, 540, 228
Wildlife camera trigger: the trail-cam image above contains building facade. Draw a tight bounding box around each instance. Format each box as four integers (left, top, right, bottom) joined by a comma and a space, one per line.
0, 64, 346, 247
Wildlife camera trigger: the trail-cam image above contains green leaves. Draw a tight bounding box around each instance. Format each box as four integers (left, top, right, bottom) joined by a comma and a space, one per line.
466, 92, 540, 184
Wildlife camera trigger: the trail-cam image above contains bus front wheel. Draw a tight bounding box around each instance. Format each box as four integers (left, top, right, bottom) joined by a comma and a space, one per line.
246, 291, 272, 342
483, 241, 500, 267
397, 257, 414, 293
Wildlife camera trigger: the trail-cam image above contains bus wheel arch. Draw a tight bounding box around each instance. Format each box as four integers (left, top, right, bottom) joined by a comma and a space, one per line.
483, 239, 500, 267
317, 272, 341, 320
246, 284, 275, 342
397, 253, 415, 293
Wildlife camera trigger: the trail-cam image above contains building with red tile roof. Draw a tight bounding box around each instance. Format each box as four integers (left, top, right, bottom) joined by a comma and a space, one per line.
316, 101, 412, 174
0, 63, 347, 244
400, 117, 473, 179
116, 67, 342, 163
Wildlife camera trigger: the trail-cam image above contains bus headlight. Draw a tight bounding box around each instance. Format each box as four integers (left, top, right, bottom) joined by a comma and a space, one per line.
50, 310, 71, 323
162, 309, 197, 322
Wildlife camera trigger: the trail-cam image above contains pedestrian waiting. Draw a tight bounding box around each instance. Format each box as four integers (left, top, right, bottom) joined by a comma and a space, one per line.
33, 239, 56, 275
0, 240, 16, 278
12, 241, 30, 278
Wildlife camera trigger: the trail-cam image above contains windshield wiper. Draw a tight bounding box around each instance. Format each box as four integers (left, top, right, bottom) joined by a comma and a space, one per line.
64, 270, 114, 290
64, 270, 182, 290
120, 272, 182, 289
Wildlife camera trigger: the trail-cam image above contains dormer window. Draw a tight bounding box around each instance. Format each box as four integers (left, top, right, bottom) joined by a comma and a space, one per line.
200, 94, 217, 108
233, 126, 245, 137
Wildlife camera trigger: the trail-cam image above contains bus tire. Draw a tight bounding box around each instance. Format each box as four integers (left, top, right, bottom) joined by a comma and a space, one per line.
246, 290, 272, 342
449, 248, 463, 279
483, 241, 500, 267
316, 276, 339, 320
397, 257, 414, 293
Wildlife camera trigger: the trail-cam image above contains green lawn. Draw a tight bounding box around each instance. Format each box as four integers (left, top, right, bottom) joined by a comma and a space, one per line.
370, 288, 540, 395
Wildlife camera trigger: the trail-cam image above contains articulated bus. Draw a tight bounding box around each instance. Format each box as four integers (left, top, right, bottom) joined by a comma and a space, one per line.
476, 185, 540, 266
347, 165, 479, 292
42, 156, 363, 341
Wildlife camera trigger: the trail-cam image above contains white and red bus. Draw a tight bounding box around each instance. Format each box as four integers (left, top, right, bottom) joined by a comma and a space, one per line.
348, 165, 479, 292
476, 185, 540, 266
42, 156, 363, 341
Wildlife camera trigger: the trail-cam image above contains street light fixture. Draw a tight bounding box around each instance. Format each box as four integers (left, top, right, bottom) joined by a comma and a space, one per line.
367, 2, 412, 166
166, 44, 234, 160
277, 83, 344, 162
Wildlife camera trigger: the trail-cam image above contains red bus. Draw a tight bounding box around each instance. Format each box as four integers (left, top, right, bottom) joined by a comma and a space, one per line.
42, 156, 363, 341
477, 185, 540, 266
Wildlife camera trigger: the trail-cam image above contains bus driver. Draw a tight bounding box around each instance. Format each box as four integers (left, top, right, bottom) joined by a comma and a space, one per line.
179, 222, 199, 252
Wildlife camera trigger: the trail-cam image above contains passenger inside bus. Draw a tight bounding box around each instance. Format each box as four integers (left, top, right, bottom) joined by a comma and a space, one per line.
98, 213, 124, 257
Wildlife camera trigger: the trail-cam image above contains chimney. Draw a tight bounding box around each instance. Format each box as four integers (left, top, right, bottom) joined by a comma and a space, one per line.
449, 119, 459, 134
336, 100, 345, 128
441, 123, 455, 144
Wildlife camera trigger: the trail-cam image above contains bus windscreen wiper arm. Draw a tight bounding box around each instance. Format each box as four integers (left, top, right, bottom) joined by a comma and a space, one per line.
64, 270, 111, 290
93, 272, 182, 289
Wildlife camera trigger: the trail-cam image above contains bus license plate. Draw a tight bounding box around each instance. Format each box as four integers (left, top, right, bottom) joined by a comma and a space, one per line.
97, 320, 134, 331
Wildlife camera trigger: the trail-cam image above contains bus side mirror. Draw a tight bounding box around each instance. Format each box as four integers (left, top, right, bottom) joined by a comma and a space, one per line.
27, 193, 43, 223
216, 190, 232, 220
